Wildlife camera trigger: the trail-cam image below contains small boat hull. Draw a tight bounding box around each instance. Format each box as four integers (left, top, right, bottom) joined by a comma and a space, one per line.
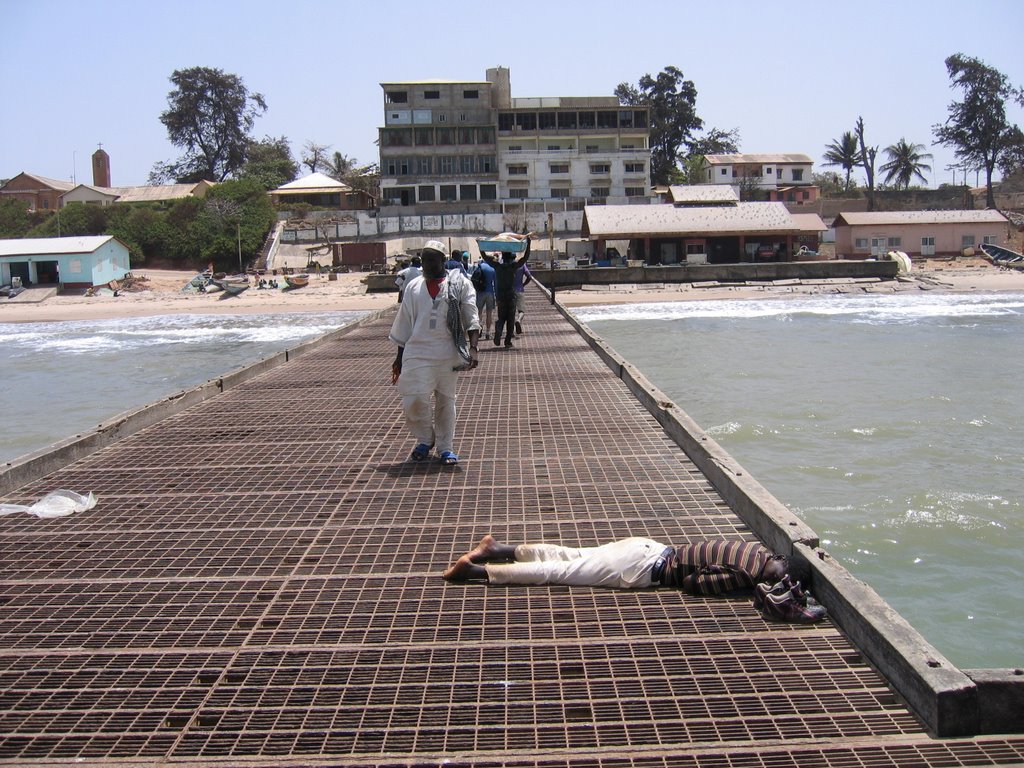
284, 273, 310, 288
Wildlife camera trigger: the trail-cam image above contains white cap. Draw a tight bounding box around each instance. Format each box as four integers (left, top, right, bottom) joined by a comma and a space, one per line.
422, 239, 448, 256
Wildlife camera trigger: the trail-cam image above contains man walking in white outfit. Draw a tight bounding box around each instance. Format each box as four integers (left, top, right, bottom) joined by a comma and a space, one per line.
389, 240, 481, 466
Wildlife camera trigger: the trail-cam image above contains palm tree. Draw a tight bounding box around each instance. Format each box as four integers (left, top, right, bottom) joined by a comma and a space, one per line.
822, 131, 861, 192
879, 138, 934, 190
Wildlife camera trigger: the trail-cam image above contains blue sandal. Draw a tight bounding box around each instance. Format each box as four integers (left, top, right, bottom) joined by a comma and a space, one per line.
439, 451, 459, 466
411, 443, 433, 461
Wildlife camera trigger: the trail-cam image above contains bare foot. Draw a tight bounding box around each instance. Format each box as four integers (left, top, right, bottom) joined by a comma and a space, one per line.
467, 534, 500, 563
442, 554, 475, 581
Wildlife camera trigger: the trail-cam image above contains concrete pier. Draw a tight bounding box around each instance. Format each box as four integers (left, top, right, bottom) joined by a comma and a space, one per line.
1, 287, 1021, 766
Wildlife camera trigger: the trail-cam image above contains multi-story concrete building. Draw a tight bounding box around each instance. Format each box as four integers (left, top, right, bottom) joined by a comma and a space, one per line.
378, 68, 652, 210
701, 153, 818, 204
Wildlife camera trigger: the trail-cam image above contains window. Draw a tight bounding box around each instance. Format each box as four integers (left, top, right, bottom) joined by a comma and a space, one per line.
632, 110, 648, 128
549, 163, 569, 174
460, 184, 477, 201
618, 110, 634, 128
437, 113, 447, 122
479, 184, 497, 200
962, 235, 975, 247
498, 113, 514, 131
855, 238, 869, 249
777, 169, 782, 179
585, 145, 599, 154
921, 237, 935, 247
416, 157, 432, 175
438, 157, 454, 174
792, 169, 804, 181
590, 187, 610, 198
384, 129, 411, 146
460, 156, 475, 173
508, 145, 522, 153
983, 235, 997, 244
539, 112, 556, 130
887, 237, 902, 247
590, 163, 610, 175
515, 113, 536, 131
625, 187, 647, 197
557, 112, 577, 129
507, 164, 528, 175
386, 90, 408, 103
477, 128, 494, 144
459, 113, 468, 122
479, 156, 495, 173
578, 111, 596, 128
508, 187, 529, 199
463, 89, 478, 99
550, 187, 569, 198
624, 162, 645, 173
436, 128, 455, 145
720, 168, 728, 176
439, 184, 457, 201
459, 128, 475, 144
424, 90, 440, 99
415, 128, 433, 146
765, 167, 773, 175
417, 185, 435, 202
547, 145, 561, 151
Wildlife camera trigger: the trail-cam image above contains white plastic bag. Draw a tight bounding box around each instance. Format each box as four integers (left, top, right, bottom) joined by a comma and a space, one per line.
0, 490, 97, 519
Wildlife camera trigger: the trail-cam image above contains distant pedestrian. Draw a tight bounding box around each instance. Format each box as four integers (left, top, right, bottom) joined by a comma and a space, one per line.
513, 262, 532, 335
395, 256, 422, 303
446, 250, 468, 275
471, 259, 496, 340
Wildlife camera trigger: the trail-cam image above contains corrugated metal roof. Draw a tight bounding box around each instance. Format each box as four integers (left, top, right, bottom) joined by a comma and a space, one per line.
19, 173, 77, 191
274, 172, 351, 192
834, 210, 1009, 226
668, 184, 738, 204
0, 235, 114, 257
111, 184, 198, 202
705, 153, 813, 165
380, 78, 490, 85
582, 202, 801, 237
790, 213, 828, 232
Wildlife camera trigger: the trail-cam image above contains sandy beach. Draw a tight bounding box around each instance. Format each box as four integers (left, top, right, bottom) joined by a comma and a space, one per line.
1, 258, 1022, 323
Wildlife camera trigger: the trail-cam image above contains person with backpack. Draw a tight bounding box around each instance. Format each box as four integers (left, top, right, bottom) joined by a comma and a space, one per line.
471, 258, 496, 341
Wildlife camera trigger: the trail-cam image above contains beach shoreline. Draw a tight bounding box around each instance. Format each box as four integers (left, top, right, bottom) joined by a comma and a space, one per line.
1, 259, 1022, 323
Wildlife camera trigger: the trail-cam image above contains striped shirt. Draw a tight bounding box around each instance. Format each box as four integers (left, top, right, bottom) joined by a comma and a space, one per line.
660, 540, 772, 595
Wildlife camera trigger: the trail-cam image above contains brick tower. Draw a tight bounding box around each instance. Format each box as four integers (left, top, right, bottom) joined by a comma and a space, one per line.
92, 146, 110, 187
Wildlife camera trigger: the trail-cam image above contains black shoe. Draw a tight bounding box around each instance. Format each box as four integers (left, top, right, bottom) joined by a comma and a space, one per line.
504, 339, 513, 348
515, 321, 523, 334
493, 335, 501, 346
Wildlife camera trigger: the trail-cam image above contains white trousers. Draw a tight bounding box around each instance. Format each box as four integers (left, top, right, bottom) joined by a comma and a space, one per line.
398, 361, 458, 454
486, 537, 666, 589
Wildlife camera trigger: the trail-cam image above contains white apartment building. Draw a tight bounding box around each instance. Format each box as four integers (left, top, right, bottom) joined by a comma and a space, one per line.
378, 68, 652, 209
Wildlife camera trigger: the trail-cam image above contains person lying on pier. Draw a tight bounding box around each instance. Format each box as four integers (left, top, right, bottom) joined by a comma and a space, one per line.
442, 535, 826, 623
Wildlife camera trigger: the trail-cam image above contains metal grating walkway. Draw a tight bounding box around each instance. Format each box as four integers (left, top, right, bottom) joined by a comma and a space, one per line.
1, 289, 1022, 766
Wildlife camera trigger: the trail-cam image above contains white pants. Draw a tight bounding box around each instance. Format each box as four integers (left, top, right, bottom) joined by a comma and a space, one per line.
398, 362, 458, 454
486, 537, 666, 589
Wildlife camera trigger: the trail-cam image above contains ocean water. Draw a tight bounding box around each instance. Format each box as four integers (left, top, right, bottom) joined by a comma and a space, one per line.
576, 292, 1024, 669
0, 312, 366, 464
1, 299, 1021, 668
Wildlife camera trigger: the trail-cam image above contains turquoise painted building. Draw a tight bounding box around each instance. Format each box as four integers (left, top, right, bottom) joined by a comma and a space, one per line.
0, 236, 131, 289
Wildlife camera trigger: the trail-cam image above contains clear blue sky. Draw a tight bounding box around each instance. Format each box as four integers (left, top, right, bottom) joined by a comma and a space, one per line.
2, 0, 1022, 189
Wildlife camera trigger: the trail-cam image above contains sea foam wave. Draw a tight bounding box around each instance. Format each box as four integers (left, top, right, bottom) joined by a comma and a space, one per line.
574, 292, 1024, 324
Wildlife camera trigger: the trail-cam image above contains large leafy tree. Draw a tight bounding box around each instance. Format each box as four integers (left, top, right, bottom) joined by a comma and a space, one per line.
615, 66, 704, 185
933, 54, 1024, 208
879, 138, 934, 189
240, 135, 299, 190
854, 117, 878, 211
822, 131, 861, 193
151, 67, 267, 184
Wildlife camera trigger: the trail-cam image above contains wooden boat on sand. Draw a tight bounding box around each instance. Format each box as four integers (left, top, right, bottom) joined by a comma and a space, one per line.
213, 276, 250, 295
283, 273, 310, 289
